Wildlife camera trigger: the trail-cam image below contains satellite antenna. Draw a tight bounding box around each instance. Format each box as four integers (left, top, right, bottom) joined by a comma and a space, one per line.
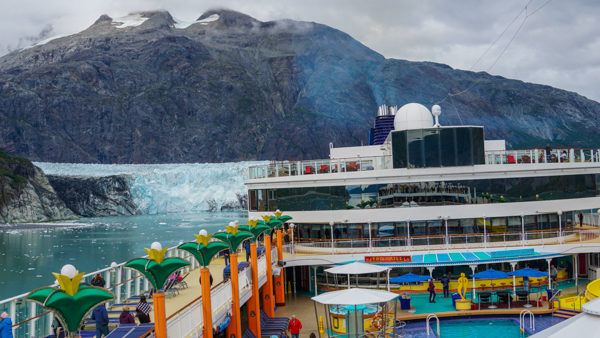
432, 105, 441, 127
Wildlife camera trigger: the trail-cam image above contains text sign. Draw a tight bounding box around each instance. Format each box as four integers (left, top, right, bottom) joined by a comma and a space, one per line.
364, 256, 412, 263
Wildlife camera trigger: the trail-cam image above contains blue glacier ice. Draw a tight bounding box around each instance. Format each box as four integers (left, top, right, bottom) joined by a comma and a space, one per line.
35, 161, 267, 214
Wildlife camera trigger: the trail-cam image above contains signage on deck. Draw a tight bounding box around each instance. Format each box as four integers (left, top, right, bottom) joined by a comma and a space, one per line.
364, 256, 412, 263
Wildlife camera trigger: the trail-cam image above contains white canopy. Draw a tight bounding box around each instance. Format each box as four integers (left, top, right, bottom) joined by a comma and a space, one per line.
312, 288, 399, 305
531, 299, 600, 337
324, 261, 388, 275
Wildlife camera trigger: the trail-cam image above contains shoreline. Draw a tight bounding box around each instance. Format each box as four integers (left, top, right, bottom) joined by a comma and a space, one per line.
0, 221, 92, 230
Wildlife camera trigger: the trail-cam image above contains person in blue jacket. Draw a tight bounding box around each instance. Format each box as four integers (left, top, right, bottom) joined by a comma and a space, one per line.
0, 312, 14, 338
91, 304, 110, 337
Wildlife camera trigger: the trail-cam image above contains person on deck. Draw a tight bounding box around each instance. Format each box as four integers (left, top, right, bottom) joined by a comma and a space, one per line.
91, 304, 110, 337
428, 279, 436, 303
579, 213, 584, 227
440, 273, 451, 298
244, 240, 251, 262
0, 312, 14, 338
136, 296, 152, 324
119, 306, 136, 325
91, 273, 106, 287
288, 315, 302, 338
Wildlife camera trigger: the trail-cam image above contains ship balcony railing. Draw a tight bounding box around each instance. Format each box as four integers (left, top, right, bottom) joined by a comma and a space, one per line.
287, 228, 600, 254
248, 148, 600, 179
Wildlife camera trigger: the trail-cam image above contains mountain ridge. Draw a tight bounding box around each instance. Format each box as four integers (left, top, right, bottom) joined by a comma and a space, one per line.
0, 9, 598, 163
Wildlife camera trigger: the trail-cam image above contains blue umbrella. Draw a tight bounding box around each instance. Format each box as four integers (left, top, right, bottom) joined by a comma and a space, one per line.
508, 267, 547, 278
390, 273, 430, 283
472, 268, 510, 279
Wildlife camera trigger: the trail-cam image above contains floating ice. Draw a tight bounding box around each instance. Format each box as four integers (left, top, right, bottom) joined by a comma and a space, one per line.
36, 161, 266, 214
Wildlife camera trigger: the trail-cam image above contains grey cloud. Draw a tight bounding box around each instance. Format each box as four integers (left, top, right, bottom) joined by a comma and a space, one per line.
0, 0, 598, 101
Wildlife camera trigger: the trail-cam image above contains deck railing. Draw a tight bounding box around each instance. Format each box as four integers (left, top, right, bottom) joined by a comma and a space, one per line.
0, 245, 199, 337
248, 148, 600, 179
289, 229, 600, 254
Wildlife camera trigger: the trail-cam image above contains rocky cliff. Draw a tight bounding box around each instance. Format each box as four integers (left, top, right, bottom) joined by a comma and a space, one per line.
47, 175, 139, 217
0, 151, 75, 223
0, 10, 598, 163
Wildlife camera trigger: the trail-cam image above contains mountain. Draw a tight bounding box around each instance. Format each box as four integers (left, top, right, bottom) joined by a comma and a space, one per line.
0, 9, 598, 163
0, 150, 75, 223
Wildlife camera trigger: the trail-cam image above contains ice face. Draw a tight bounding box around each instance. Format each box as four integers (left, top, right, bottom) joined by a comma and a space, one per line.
35, 161, 267, 214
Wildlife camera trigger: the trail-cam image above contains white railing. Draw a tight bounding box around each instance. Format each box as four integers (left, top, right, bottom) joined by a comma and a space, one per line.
0, 244, 198, 338
291, 229, 596, 254
248, 148, 600, 179
166, 255, 270, 337
249, 156, 390, 179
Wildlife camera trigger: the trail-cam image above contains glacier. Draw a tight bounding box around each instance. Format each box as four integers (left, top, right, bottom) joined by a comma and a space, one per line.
35, 161, 267, 214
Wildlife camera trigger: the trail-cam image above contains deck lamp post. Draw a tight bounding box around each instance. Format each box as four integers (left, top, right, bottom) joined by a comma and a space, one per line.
289, 223, 296, 254
482, 215, 487, 246
178, 230, 229, 338
329, 221, 335, 253
521, 214, 525, 244
124, 242, 190, 338
214, 222, 254, 338
557, 210, 563, 242
443, 216, 449, 247
240, 219, 272, 337
27, 264, 114, 338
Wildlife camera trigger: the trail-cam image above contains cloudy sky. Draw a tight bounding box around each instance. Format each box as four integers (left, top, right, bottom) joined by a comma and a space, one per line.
1, 0, 599, 101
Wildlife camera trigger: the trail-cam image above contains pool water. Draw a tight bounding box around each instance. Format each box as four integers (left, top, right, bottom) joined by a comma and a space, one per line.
438, 319, 526, 338
330, 304, 379, 315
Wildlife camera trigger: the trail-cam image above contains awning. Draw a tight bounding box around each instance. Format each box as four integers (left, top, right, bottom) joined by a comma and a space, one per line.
312, 288, 398, 305
325, 261, 388, 275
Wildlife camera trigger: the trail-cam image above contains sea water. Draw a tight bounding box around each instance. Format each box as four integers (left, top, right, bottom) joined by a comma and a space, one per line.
0, 211, 246, 299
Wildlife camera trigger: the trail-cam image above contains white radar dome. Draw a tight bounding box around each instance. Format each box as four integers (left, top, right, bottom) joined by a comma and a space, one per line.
393, 103, 434, 131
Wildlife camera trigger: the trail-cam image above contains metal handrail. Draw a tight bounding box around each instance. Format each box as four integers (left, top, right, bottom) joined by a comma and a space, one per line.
426, 313, 440, 336
519, 309, 535, 332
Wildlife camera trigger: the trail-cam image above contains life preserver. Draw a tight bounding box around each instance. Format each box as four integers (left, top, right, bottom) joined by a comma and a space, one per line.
372, 313, 384, 330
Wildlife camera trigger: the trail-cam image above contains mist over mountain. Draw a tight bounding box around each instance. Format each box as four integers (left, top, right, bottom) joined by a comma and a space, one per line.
0, 9, 598, 163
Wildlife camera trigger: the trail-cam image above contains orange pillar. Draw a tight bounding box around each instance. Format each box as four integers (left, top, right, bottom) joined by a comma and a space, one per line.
248, 242, 262, 337
275, 230, 286, 306
262, 234, 276, 317
226, 253, 242, 338
153, 291, 167, 338
200, 267, 213, 338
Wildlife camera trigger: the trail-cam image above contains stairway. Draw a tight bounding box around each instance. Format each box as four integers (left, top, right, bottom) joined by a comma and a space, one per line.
552, 308, 581, 319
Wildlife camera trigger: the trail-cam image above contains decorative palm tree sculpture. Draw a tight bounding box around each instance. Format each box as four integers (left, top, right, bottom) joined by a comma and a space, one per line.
271, 210, 293, 306
27, 264, 114, 337
213, 222, 253, 338
125, 242, 190, 338
178, 230, 229, 338
256, 214, 280, 316
240, 218, 272, 337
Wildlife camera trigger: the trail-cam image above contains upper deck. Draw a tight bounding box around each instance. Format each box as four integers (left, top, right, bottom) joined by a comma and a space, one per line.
248, 148, 600, 180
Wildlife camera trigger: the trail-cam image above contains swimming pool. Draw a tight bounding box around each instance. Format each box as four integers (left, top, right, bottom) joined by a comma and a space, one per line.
401, 318, 528, 337
437, 319, 525, 337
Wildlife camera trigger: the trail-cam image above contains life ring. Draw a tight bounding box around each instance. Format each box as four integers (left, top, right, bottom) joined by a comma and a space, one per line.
372, 313, 384, 330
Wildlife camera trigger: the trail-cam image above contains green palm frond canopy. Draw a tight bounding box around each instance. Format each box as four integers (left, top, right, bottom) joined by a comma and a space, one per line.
124, 242, 190, 290
259, 210, 292, 229
26, 265, 114, 334
239, 218, 271, 241
213, 222, 253, 251
178, 230, 229, 267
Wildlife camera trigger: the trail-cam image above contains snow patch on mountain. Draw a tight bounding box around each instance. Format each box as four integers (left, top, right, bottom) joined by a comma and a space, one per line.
113, 13, 149, 29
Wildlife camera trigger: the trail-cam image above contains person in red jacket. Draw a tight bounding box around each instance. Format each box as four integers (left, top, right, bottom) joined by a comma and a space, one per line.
288, 315, 302, 338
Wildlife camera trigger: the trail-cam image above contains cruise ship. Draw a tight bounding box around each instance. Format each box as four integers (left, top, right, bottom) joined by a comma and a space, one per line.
4, 103, 600, 337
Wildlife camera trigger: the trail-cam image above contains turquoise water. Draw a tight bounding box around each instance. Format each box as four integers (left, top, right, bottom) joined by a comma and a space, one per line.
0, 211, 246, 299
438, 319, 526, 338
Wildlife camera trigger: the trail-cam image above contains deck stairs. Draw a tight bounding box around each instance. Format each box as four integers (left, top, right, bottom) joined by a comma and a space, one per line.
552, 308, 581, 319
